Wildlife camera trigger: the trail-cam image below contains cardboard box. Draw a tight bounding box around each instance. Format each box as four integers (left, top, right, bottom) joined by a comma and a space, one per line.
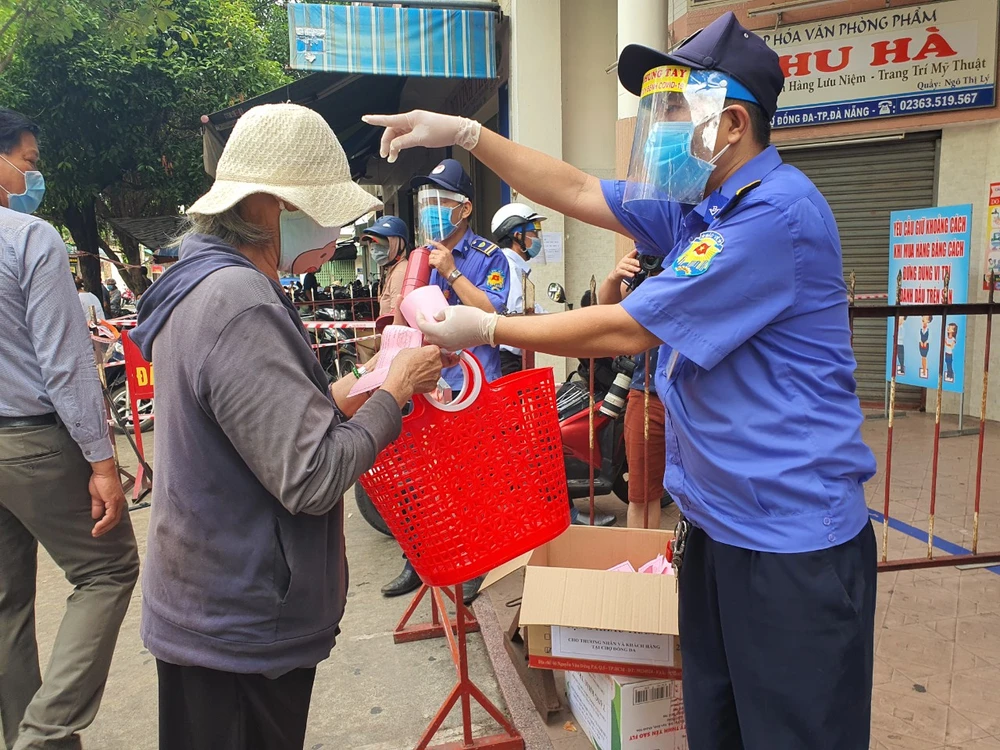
482, 525, 681, 679
566, 671, 688, 750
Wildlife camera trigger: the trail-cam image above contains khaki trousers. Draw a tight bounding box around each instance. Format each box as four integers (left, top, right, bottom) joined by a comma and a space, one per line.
0, 423, 139, 750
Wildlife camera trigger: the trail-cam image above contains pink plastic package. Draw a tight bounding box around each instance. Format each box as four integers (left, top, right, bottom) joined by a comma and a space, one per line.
607, 561, 637, 573
638, 554, 674, 576
399, 285, 449, 329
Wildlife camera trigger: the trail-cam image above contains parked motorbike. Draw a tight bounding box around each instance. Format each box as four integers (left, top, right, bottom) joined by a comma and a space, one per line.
311, 306, 359, 383
548, 282, 671, 508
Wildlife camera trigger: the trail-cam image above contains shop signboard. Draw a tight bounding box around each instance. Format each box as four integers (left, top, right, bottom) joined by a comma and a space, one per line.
885, 204, 972, 393
760, 0, 998, 128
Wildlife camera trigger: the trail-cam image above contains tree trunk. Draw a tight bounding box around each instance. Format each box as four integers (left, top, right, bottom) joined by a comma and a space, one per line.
63, 198, 102, 294
116, 233, 150, 295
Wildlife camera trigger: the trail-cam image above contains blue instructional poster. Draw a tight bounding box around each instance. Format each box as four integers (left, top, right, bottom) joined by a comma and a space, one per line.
885, 205, 971, 393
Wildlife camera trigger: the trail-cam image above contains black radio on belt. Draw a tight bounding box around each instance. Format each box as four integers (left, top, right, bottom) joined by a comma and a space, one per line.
626, 254, 665, 291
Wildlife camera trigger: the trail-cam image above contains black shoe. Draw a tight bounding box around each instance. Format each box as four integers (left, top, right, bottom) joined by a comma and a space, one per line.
462, 575, 485, 606
382, 560, 421, 597
572, 509, 617, 527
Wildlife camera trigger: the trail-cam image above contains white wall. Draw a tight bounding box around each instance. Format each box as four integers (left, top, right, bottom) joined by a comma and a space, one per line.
936, 121, 1000, 421
562, 0, 618, 304
616, 0, 670, 119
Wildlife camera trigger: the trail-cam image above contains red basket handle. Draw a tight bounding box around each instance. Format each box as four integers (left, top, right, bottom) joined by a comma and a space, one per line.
419, 351, 485, 413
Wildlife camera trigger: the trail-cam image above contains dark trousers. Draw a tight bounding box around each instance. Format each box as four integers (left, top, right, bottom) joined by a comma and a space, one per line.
156, 660, 316, 750
678, 523, 877, 750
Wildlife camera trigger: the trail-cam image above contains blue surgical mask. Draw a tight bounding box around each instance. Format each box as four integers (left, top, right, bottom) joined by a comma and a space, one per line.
278, 205, 340, 274
419, 204, 461, 242
1, 155, 45, 215
643, 117, 730, 205
524, 235, 542, 260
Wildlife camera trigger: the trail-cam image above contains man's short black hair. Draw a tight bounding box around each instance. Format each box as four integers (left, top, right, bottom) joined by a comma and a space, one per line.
0, 108, 39, 155
725, 98, 771, 149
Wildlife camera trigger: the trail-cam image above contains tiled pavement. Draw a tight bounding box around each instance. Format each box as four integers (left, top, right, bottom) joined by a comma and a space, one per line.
865, 412, 1000, 750
534, 412, 1000, 750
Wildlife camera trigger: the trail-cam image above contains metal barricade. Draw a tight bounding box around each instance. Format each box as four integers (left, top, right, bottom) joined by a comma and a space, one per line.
850, 272, 998, 572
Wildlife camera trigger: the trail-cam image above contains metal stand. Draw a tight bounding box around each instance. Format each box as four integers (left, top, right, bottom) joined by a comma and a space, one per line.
398, 585, 523, 750
393, 584, 480, 645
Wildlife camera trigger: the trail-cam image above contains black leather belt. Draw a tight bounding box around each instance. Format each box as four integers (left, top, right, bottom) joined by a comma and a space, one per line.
0, 413, 57, 428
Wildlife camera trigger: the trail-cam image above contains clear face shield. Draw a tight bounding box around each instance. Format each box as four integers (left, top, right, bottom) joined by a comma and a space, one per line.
623, 66, 732, 208
417, 186, 469, 244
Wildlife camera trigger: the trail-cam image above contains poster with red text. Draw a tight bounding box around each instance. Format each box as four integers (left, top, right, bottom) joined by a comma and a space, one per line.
984, 181, 1000, 291
886, 205, 971, 393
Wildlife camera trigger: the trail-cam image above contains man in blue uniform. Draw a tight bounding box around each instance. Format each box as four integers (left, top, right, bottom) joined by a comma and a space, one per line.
366, 12, 878, 749
414, 158, 509, 391
381, 158, 509, 604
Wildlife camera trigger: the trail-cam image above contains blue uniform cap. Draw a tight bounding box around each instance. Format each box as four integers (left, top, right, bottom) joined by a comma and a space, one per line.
617, 12, 785, 118
362, 215, 408, 240
411, 158, 475, 201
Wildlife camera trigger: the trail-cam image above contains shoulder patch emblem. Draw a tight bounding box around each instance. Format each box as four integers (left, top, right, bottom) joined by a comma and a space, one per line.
469, 237, 499, 256
486, 269, 506, 291
673, 231, 724, 277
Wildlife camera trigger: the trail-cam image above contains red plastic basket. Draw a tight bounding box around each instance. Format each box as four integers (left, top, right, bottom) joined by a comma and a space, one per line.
360, 353, 570, 587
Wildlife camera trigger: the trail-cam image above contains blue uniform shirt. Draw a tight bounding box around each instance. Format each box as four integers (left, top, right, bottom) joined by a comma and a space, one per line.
429, 227, 510, 389
603, 146, 876, 553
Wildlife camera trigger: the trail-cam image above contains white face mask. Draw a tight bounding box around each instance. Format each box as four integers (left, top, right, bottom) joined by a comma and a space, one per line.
277, 203, 340, 273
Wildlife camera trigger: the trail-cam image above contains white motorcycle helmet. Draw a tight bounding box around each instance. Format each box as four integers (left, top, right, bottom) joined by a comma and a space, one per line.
491, 203, 546, 248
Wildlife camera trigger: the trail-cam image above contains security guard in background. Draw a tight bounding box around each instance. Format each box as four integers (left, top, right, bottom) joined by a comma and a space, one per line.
415, 158, 509, 393
382, 158, 509, 605
367, 12, 878, 749
491, 202, 545, 376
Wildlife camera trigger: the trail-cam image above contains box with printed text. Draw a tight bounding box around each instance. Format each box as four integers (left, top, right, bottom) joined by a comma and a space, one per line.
567, 670, 688, 750
482, 525, 680, 679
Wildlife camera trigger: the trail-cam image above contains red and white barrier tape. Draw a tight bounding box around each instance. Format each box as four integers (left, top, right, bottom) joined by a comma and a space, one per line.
304, 321, 377, 330
310, 336, 380, 350
105, 317, 377, 331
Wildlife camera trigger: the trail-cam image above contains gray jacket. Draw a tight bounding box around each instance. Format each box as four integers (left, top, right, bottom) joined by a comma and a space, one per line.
139, 256, 400, 676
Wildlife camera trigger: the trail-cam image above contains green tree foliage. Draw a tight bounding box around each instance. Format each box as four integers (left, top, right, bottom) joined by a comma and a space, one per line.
1, 0, 288, 292
0, 0, 189, 76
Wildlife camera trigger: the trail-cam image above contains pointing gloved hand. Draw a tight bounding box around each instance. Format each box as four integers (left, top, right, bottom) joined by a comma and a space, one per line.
362, 110, 482, 164
417, 306, 499, 352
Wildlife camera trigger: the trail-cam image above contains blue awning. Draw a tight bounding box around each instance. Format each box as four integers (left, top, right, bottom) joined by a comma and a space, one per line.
288, 2, 497, 78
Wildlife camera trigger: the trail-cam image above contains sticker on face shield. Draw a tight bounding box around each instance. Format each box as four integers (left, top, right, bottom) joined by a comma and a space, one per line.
673, 231, 724, 277
640, 65, 691, 98
486, 269, 506, 291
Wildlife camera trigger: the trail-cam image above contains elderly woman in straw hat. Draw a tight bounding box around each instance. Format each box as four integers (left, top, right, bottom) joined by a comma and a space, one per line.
130, 103, 446, 749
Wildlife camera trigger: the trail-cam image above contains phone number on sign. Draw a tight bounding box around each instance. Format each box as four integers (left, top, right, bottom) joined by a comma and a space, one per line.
899, 92, 981, 111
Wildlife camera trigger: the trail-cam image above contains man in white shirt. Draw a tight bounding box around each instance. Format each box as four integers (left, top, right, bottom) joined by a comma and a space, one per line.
75, 277, 106, 324
491, 203, 545, 376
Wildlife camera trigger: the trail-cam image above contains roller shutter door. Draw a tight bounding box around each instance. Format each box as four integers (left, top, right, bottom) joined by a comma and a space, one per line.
781, 134, 938, 408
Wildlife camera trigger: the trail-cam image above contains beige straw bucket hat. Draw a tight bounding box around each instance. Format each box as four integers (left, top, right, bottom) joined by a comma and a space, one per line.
187, 103, 381, 227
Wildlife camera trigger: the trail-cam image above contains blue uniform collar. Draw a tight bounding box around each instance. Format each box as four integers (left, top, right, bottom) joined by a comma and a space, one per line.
693, 146, 782, 223
451, 227, 475, 256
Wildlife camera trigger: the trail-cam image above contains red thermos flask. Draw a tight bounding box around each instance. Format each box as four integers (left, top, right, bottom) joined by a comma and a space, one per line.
375, 245, 430, 332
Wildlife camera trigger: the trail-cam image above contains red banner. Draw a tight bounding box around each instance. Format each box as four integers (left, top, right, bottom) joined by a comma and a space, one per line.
120, 331, 152, 471
122, 330, 154, 399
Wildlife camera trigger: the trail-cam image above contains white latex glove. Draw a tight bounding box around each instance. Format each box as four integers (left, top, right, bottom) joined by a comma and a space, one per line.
362, 110, 482, 164
417, 306, 499, 352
